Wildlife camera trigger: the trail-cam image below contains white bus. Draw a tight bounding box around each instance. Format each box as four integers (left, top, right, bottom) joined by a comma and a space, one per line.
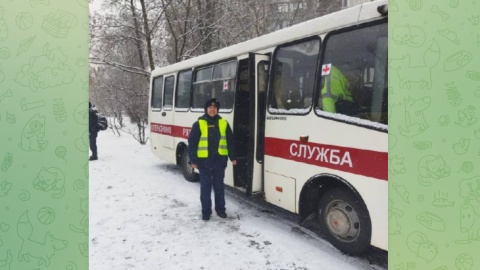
149, 1, 388, 255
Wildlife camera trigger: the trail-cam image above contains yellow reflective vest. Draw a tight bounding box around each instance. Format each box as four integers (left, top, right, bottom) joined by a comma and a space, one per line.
320, 65, 352, 113
197, 118, 228, 158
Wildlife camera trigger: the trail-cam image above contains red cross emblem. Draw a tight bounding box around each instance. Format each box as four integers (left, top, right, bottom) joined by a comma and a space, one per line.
321, 64, 331, 75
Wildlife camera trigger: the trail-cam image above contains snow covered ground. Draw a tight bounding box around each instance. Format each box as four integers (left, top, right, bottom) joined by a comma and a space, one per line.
89, 124, 387, 270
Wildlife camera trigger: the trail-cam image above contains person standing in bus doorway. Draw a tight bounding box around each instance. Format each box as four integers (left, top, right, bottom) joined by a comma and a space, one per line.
188, 98, 237, 221
89, 102, 99, 161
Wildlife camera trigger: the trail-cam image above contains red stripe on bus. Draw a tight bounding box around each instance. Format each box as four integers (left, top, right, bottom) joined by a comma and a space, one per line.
264, 137, 387, 181
150, 123, 387, 180
150, 122, 191, 139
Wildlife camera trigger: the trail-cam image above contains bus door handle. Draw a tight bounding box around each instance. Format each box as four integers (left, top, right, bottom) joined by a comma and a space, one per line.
161, 112, 166, 116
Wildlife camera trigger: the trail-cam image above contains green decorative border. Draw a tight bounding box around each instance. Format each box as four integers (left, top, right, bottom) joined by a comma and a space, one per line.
0, 0, 88, 269
390, 0, 479, 269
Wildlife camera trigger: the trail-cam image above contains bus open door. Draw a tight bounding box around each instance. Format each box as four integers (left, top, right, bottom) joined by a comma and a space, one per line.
233, 53, 269, 196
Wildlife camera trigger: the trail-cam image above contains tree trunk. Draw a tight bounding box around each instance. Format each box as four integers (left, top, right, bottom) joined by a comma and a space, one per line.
139, 0, 155, 71
129, 0, 147, 71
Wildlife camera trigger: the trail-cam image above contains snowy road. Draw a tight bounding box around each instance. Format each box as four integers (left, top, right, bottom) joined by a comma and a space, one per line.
89, 127, 387, 270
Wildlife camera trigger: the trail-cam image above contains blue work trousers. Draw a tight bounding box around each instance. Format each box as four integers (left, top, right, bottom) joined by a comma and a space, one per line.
199, 168, 226, 217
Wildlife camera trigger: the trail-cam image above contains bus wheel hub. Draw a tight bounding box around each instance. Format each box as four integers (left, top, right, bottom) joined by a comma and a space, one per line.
326, 209, 351, 237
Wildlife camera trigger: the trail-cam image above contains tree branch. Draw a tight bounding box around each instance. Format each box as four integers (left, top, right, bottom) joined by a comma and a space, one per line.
90, 58, 150, 77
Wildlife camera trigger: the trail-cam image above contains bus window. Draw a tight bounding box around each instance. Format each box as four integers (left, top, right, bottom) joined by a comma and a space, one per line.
195, 67, 212, 81
192, 67, 213, 110
151, 76, 163, 110
192, 61, 237, 111
212, 61, 236, 110
269, 38, 320, 113
163, 75, 175, 110
213, 61, 236, 79
318, 22, 388, 125
176, 70, 192, 110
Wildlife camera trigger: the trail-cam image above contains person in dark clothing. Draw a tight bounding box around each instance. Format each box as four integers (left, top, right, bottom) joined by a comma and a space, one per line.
89, 102, 99, 161
188, 98, 237, 221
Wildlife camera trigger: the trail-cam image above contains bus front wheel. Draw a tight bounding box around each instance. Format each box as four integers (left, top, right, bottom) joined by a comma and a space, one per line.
180, 147, 199, 182
317, 188, 371, 255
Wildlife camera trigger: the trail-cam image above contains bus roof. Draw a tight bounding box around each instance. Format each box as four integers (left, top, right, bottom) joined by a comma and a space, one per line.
151, 0, 387, 77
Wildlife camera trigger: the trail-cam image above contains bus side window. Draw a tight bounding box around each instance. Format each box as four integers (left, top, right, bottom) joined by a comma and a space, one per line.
151, 76, 163, 110
192, 67, 213, 110
163, 75, 175, 110
175, 70, 192, 110
212, 61, 236, 110
192, 82, 212, 109
318, 22, 387, 125
272, 62, 291, 109
269, 38, 320, 113
191, 62, 236, 111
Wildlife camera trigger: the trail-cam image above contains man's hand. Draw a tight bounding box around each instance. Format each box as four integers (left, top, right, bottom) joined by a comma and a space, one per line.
231, 160, 237, 166
190, 163, 198, 169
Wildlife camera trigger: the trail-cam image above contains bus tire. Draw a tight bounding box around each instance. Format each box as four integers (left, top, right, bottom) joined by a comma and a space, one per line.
317, 188, 371, 255
180, 147, 199, 182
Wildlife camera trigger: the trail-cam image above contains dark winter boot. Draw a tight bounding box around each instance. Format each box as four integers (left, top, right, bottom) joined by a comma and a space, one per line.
89, 155, 98, 161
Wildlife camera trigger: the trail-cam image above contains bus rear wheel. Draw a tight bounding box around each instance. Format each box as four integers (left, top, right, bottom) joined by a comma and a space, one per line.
180, 147, 199, 182
317, 188, 371, 255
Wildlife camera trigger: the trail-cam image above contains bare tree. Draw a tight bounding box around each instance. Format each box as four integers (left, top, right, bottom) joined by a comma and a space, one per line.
89, 0, 345, 145
89, 66, 124, 136
158, 0, 343, 62
90, 0, 160, 144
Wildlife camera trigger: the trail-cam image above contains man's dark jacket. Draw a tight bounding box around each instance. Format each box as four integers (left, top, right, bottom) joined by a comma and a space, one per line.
89, 108, 99, 134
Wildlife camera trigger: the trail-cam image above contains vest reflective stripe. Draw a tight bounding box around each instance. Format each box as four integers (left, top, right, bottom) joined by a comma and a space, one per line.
197, 118, 229, 158
197, 121, 209, 158
218, 119, 228, 156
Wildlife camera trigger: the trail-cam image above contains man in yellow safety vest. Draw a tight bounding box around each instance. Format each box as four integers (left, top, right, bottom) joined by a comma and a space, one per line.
188, 98, 237, 221
320, 65, 353, 113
